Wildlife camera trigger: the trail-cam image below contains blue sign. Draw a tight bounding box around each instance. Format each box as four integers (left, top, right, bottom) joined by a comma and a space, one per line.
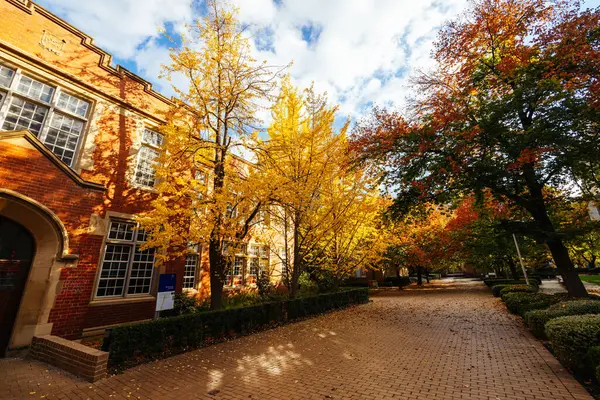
158, 273, 176, 292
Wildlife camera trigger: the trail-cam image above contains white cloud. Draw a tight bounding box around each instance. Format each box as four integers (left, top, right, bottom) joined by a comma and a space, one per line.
37, 0, 469, 120
36, 0, 194, 59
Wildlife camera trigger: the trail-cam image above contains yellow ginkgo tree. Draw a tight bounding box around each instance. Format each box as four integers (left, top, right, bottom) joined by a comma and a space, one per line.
140, 0, 286, 310
256, 78, 354, 297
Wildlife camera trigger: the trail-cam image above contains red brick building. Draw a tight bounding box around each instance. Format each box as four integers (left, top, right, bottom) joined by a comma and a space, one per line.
0, 0, 200, 356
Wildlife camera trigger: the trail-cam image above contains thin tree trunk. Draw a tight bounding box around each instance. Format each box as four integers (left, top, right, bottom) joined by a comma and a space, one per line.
425, 268, 430, 284
290, 215, 301, 298
507, 259, 519, 280
416, 266, 423, 286
396, 266, 403, 290
208, 238, 224, 310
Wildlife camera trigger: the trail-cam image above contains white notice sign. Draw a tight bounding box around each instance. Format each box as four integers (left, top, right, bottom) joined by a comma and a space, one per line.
156, 291, 175, 312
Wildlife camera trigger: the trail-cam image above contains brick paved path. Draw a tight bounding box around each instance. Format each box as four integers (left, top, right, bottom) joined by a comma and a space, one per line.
0, 279, 592, 400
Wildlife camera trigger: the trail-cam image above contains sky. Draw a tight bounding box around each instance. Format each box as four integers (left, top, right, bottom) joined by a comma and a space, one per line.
35, 0, 600, 126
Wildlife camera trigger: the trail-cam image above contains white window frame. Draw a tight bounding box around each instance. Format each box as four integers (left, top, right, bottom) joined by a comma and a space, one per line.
133, 128, 163, 189
183, 254, 199, 290
94, 219, 157, 299
0, 61, 91, 168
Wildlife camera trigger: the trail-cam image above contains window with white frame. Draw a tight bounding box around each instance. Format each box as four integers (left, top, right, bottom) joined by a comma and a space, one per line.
183, 255, 198, 289
0, 63, 90, 167
96, 220, 156, 298
279, 247, 288, 277
0, 65, 15, 88
233, 256, 244, 276
248, 245, 269, 277
134, 128, 163, 188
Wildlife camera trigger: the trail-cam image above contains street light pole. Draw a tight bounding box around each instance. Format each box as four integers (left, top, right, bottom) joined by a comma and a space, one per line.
512, 234, 529, 286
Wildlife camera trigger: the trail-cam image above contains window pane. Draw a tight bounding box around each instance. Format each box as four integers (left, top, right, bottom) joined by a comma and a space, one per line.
134, 146, 160, 187
2, 96, 48, 135
260, 246, 269, 258
96, 244, 130, 297
249, 258, 259, 275
233, 257, 243, 276
0, 65, 15, 88
142, 128, 163, 147
56, 91, 89, 117
108, 221, 135, 241
183, 255, 198, 289
127, 246, 155, 294
16, 75, 54, 103
44, 113, 84, 166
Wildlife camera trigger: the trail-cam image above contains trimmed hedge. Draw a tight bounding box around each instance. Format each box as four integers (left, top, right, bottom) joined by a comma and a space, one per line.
525, 300, 600, 339
484, 278, 541, 287
103, 288, 368, 369
384, 276, 412, 287
546, 314, 600, 375
491, 284, 512, 297
499, 284, 538, 296
501, 292, 561, 317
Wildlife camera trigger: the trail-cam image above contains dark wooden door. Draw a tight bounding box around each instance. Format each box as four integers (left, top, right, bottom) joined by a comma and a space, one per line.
0, 216, 34, 357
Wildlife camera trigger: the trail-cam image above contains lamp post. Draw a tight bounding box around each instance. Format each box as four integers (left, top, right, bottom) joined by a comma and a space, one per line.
512, 234, 529, 286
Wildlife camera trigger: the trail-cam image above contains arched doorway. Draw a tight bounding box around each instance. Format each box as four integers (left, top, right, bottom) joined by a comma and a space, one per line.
0, 216, 35, 357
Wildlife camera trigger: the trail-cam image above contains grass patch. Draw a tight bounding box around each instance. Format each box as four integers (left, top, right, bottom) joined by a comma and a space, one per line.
579, 275, 600, 285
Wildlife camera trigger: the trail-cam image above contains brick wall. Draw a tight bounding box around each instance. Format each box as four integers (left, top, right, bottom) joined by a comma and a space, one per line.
83, 300, 156, 330
29, 335, 108, 382
0, 0, 193, 342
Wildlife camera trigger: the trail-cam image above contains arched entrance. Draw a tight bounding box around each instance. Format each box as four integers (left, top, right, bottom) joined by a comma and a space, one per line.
0, 189, 72, 357
0, 216, 35, 357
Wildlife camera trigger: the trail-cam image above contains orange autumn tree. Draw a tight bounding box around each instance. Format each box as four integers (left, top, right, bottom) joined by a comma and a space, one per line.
352, 0, 600, 297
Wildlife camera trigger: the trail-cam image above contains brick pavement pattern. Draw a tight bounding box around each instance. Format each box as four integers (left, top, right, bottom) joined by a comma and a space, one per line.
0, 279, 593, 400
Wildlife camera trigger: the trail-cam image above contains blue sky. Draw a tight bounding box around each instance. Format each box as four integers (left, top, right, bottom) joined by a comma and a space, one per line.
35, 0, 600, 125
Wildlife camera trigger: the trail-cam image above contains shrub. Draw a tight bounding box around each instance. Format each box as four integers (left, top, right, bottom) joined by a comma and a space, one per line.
501, 292, 558, 316
484, 278, 541, 287
384, 276, 411, 287
491, 284, 512, 297
256, 272, 273, 297
525, 300, 600, 339
298, 272, 318, 295
499, 284, 538, 296
103, 288, 368, 370
546, 314, 600, 375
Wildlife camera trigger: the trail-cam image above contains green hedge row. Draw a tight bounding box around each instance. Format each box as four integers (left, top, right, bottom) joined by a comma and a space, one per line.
501, 292, 564, 317
546, 315, 600, 375
525, 300, 600, 339
491, 284, 538, 297
484, 278, 541, 287
103, 288, 369, 369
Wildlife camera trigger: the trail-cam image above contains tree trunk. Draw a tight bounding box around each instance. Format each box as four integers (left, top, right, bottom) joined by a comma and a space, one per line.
395, 266, 403, 290
424, 268, 430, 284
522, 165, 588, 298
290, 216, 301, 299
416, 266, 423, 286
507, 259, 519, 280
208, 238, 224, 310
547, 238, 588, 297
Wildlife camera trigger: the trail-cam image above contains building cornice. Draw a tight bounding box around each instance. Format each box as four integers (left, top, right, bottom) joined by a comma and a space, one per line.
2, 0, 177, 123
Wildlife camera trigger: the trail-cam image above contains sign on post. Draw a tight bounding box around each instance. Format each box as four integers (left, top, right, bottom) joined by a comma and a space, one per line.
155, 274, 176, 315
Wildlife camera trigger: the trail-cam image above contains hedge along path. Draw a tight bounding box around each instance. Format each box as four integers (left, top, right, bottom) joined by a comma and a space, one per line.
0, 279, 592, 400
103, 288, 370, 370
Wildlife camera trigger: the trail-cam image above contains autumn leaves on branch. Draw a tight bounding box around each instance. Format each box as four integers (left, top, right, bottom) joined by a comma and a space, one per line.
351, 0, 600, 297
140, 0, 600, 307
140, 0, 385, 309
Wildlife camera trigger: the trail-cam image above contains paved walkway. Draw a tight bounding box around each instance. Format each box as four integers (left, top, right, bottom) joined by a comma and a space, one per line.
0, 279, 592, 400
